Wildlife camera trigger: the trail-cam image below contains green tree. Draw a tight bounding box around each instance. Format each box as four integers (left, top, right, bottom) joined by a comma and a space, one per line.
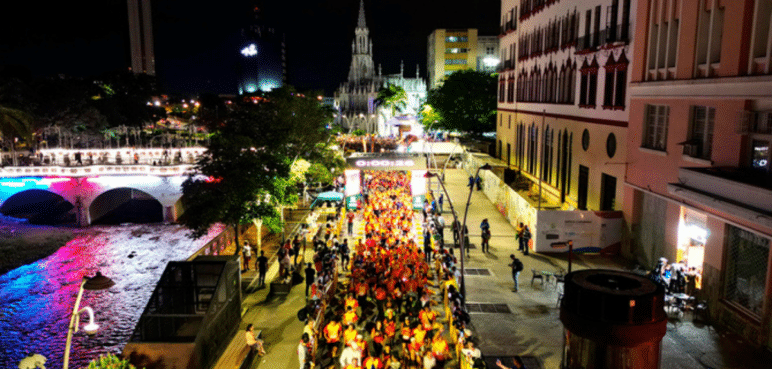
180, 106, 292, 250
84, 354, 143, 369
180, 87, 332, 251
426, 70, 497, 136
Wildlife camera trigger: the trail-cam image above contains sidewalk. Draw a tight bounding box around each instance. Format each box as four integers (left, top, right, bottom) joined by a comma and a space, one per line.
436, 167, 771, 368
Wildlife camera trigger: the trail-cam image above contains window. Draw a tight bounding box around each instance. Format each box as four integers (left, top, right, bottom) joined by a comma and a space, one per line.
593, 6, 602, 47
603, 52, 628, 109
685, 106, 715, 160
446, 36, 468, 43
445, 59, 467, 65
579, 58, 598, 108
581, 129, 590, 151
724, 225, 769, 317
695, 3, 724, 77
508, 75, 515, 103
606, 133, 617, 158
446, 48, 469, 54
749, 0, 772, 73
508, 115, 512, 129
499, 77, 506, 102
606, 0, 619, 42
486, 47, 495, 54
643, 105, 669, 151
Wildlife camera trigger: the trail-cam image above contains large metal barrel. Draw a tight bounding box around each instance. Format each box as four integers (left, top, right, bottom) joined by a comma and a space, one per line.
560, 269, 667, 369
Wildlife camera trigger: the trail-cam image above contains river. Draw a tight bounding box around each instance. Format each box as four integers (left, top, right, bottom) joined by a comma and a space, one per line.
0, 223, 226, 368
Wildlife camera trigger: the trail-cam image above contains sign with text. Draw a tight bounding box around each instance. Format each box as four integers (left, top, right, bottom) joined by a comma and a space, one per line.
346, 155, 426, 171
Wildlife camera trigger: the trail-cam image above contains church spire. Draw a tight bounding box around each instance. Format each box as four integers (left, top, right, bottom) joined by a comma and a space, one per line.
357, 0, 366, 28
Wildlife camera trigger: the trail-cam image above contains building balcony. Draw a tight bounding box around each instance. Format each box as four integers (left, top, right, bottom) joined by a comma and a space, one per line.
667, 167, 772, 229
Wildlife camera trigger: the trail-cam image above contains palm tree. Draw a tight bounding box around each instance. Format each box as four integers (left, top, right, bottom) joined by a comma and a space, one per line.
374, 83, 408, 118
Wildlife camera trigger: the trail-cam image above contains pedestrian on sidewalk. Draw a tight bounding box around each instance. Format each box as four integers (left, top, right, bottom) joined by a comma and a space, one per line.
516, 222, 525, 252
293, 235, 302, 266
256, 251, 268, 287
480, 218, 490, 252
242, 242, 252, 272
509, 254, 524, 292
435, 212, 446, 248
438, 193, 444, 213
522, 225, 531, 256
481, 228, 491, 253
305, 263, 316, 298
339, 239, 350, 271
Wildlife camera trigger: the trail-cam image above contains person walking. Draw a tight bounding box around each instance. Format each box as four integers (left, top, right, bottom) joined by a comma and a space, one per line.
435, 212, 446, 248
293, 235, 302, 266
304, 263, 316, 298
521, 225, 531, 256
480, 218, 491, 253
339, 239, 350, 271
438, 193, 444, 213
256, 251, 268, 287
346, 210, 355, 235
297, 333, 309, 369
241, 242, 252, 272
481, 228, 491, 253
509, 254, 524, 292
516, 223, 525, 251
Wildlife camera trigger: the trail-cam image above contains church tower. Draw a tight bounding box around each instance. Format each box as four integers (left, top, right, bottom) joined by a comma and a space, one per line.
347, 0, 375, 82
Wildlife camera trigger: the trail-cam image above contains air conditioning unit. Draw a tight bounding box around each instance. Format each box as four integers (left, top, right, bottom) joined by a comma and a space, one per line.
683, 144, 700, 157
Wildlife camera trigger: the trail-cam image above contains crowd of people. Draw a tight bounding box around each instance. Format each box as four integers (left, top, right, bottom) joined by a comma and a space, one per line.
297, 171, 482, 369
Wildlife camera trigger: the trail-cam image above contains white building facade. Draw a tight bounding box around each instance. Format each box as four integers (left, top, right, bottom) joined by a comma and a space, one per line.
497, 0, 636, 212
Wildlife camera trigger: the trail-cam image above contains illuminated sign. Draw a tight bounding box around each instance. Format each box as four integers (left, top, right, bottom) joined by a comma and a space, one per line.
346, 156, 426, 170
355, 159, 415, 168
241, 44, 257, 57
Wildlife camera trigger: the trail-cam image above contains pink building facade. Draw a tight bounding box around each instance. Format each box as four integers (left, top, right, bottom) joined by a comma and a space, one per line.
626, 0, 772, 349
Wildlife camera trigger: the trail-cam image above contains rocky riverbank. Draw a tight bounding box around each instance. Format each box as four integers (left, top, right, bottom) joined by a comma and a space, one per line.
0, 219, 75, 274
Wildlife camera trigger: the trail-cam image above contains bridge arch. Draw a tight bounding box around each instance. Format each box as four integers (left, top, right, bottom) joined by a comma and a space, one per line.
89, 188, 163, 225
0, 189, 76, 225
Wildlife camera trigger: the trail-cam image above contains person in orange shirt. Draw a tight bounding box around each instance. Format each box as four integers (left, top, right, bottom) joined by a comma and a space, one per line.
407, 337, 422, 366
419, 305, 437, 331
363, 353, 382, 369
343, 324, 358, 347
343, 305, 359, 326
412, 324, 427, 349
345, 293, 359, 312
399, 316, 413, 352
383, 318, 396, 344
431, 333, 450, 368
324, 317, 343, 357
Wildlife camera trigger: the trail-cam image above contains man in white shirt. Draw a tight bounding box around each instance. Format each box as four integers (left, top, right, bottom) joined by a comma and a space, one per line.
297, 333, 309, 369
242, 242, 252, 271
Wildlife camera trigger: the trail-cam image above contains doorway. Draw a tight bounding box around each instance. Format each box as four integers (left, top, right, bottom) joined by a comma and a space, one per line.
578, 165, 589, 210
600, 173, 617, 210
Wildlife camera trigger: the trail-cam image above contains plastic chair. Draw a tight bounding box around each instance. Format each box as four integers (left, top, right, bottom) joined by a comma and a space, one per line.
531, 269, 544, 287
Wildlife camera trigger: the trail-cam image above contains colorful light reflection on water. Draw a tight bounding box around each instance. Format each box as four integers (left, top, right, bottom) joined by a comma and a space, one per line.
0, 223, 225, 368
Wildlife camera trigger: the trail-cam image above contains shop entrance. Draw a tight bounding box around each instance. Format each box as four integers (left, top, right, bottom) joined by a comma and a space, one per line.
676, 207, 707, 290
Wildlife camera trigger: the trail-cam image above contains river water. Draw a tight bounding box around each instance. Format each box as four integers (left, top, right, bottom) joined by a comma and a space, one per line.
0, 223, 226, 368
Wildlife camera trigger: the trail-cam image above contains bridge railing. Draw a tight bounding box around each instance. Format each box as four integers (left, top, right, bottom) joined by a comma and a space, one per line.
3, 147, 207, 168
0, 164, 197, 178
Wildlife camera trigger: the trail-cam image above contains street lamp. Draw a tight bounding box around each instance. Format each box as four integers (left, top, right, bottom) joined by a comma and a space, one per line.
423, 170, 465, 303
460, 163, 491, 298
63, 271, 115, 369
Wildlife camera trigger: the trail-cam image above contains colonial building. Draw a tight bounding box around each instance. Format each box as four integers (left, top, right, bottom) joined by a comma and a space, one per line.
334, 0, 427, 135
626, 0, 772, 349
427, 29, 500, 88
496, 0, 635, 212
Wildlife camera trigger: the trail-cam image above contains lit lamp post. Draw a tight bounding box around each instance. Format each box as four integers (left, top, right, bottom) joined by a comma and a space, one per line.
63, 271, 115, 369
460, 163, 491, 298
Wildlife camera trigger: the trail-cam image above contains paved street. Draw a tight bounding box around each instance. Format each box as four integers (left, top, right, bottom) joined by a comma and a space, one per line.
214, 167, 772, 369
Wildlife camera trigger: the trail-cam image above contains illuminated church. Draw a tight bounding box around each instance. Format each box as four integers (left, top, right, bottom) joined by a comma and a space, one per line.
334, 0, 427, 136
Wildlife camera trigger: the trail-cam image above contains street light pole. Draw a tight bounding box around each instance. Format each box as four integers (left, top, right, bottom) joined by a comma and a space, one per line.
63, 272, 115, 369
459, 163, 491, 300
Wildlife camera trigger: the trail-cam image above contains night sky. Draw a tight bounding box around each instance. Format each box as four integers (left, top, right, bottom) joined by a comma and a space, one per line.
0, 0, 499, 95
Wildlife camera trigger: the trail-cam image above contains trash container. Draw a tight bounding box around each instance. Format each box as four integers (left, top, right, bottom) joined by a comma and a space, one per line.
560, 269, 667, 369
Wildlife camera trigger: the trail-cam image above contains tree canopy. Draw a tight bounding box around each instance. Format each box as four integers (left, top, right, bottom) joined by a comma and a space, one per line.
180, 87, 333, 247
375, 83, 407, 117
424, 70, 497, 135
